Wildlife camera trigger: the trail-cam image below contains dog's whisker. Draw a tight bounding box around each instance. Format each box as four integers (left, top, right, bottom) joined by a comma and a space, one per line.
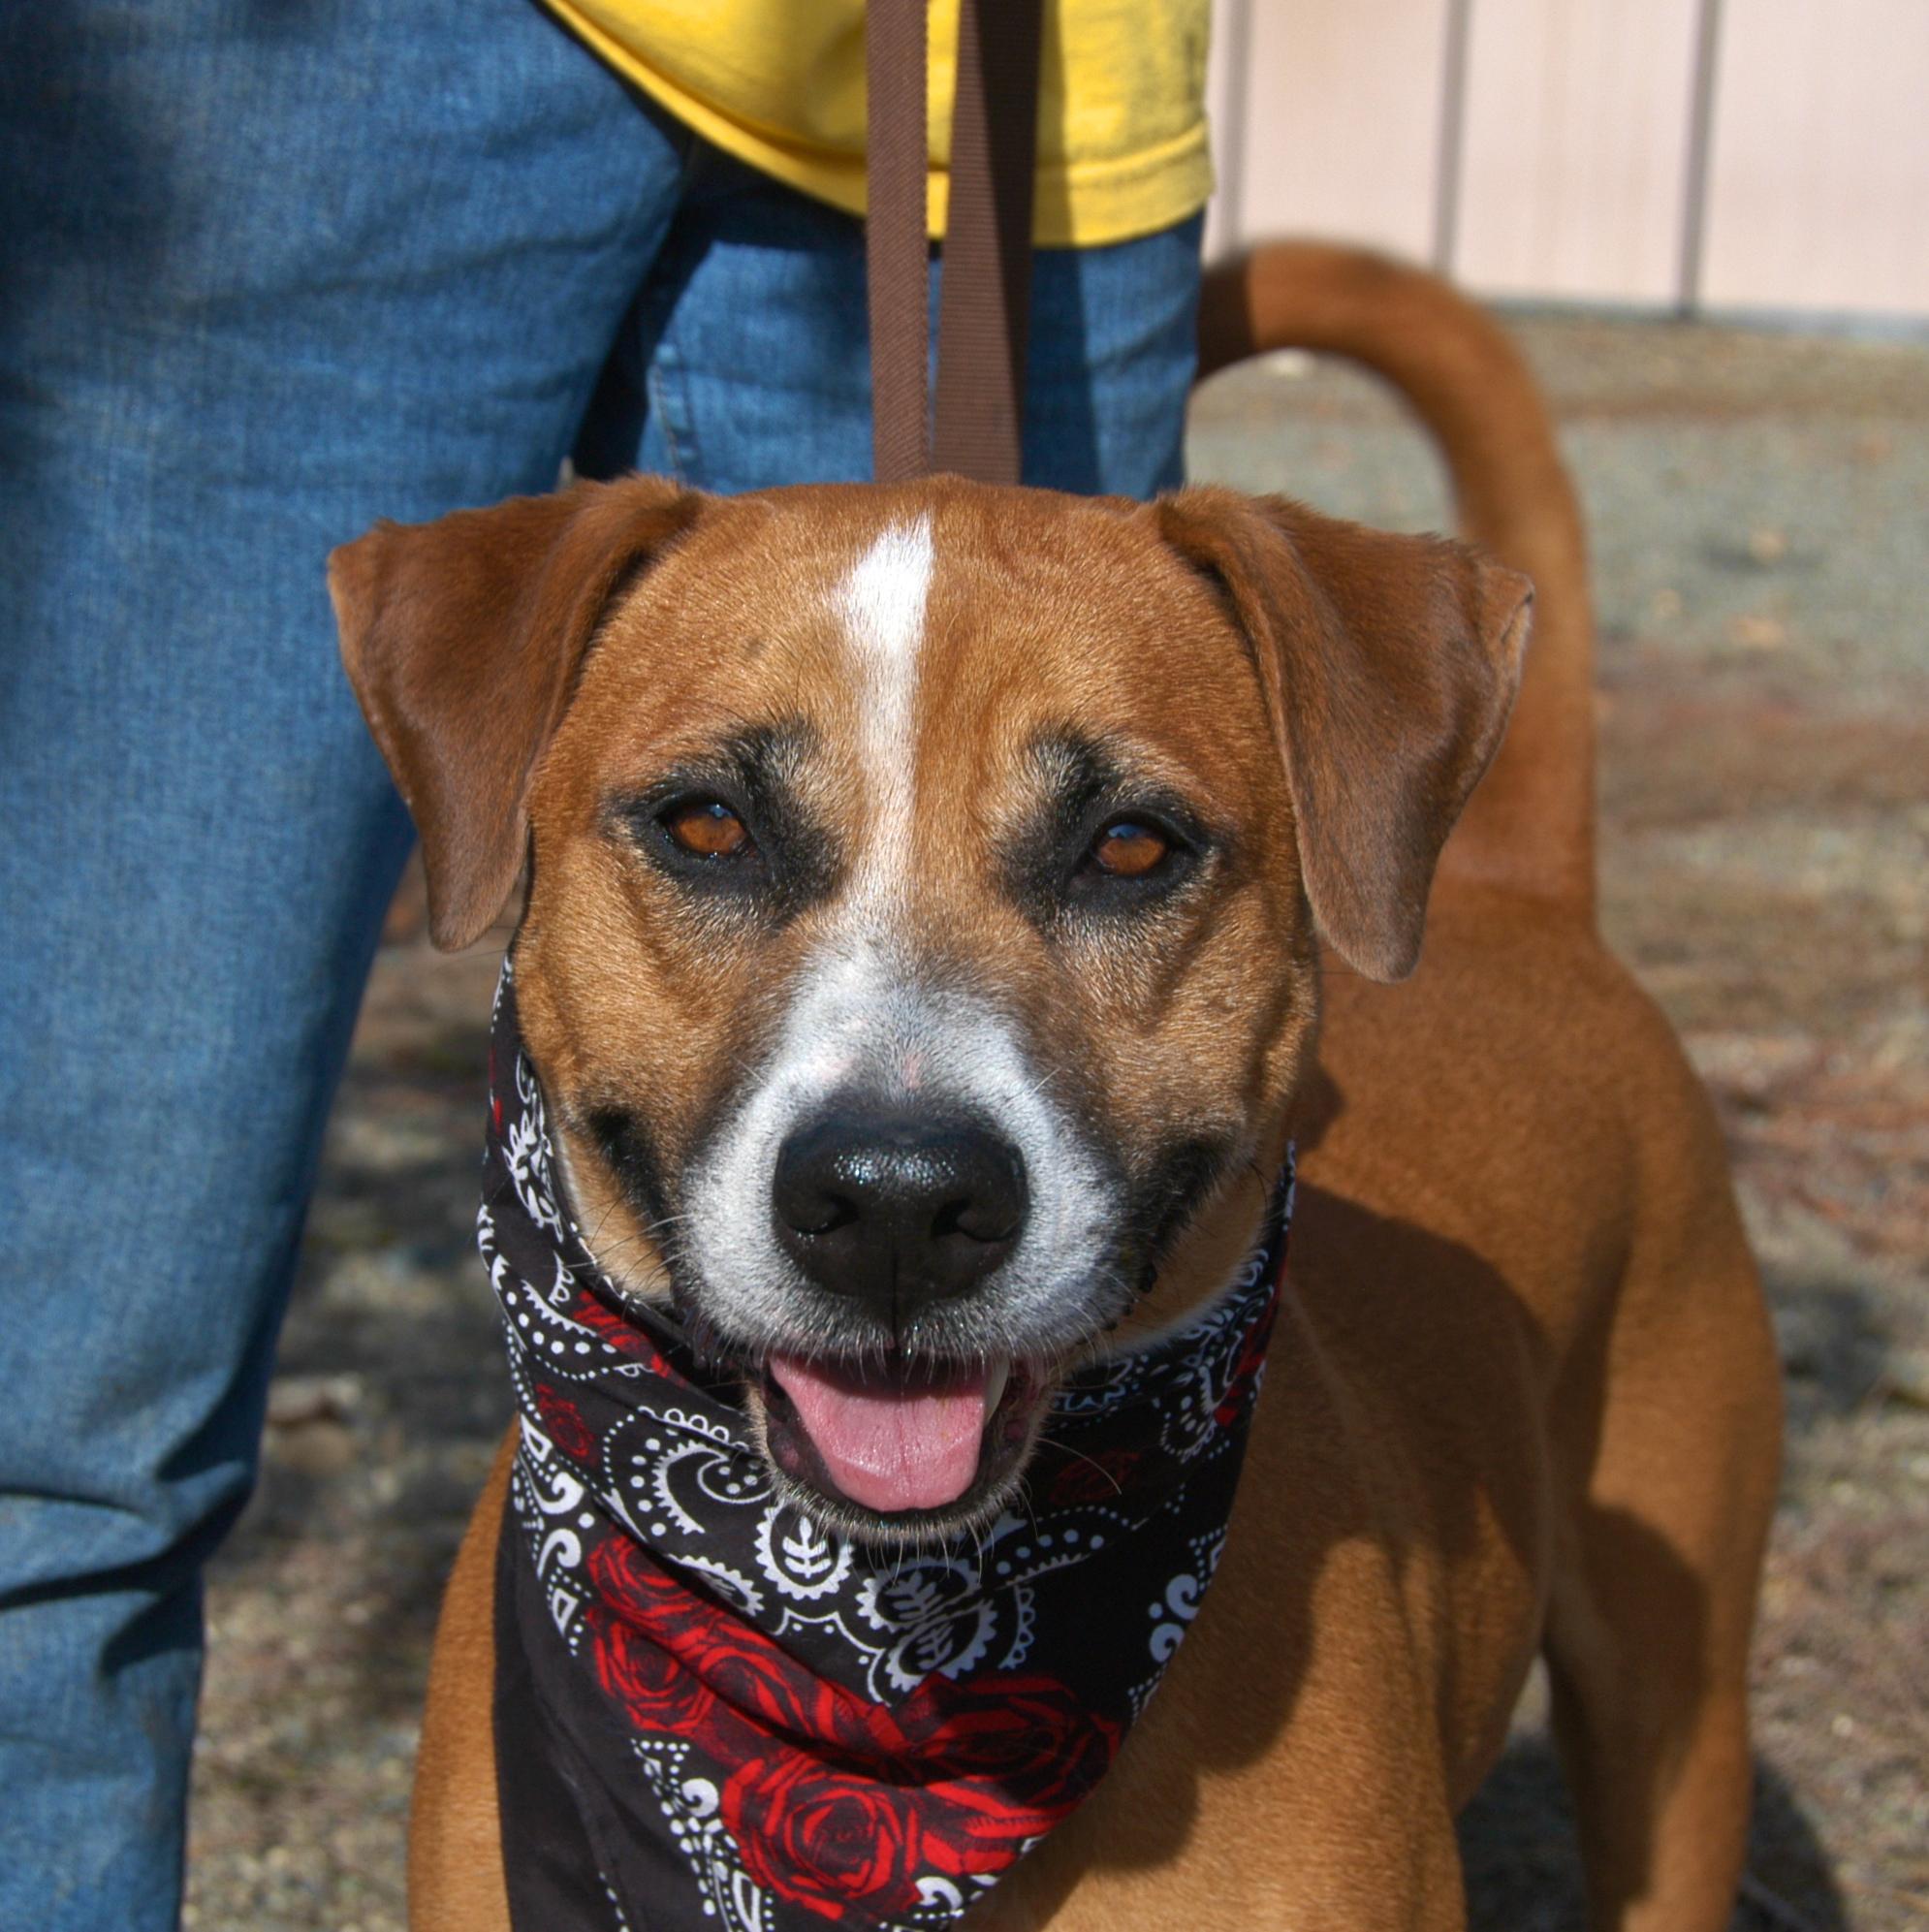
1031, 1437, 1124, 1497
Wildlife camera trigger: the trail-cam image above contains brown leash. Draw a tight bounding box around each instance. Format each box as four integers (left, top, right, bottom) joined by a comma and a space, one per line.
865, 0, 1044, 486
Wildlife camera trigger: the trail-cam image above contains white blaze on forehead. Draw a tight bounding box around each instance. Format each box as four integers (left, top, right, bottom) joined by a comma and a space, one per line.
836, 514, 933, 694
833, 516, 933, 909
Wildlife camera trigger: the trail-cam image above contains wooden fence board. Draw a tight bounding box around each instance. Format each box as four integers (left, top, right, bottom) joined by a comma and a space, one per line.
1702, 0, 1929, 317
1207, 0, 1450, 263
1452, 0, 1704, 302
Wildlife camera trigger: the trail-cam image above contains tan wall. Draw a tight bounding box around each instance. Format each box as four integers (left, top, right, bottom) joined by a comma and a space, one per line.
1205, 0, 1929, 320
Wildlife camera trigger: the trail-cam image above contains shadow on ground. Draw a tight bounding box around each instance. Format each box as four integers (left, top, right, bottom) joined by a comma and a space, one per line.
1461, 1734, 1849, 1932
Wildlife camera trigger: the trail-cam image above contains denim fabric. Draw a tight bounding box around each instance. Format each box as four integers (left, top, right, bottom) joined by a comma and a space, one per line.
0, 4, 1199, 1926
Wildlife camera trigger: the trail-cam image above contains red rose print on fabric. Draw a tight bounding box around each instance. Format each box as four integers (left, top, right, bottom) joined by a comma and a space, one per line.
587, 1538, 739, 1659
588, 1540, 871, 1756
723, 1748, 928, 1921
715, 1677, 1115, 1916
586, 1600, 719, 1736
563, 1290, 674, 1369
533, 1387, 597, 1464
905, 1674, 1121, 1877
703, 1642, 911, 1762
915, 1674, 1118, 1816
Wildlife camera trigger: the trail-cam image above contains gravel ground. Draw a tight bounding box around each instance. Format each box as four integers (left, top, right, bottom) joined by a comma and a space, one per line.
185, 313, 1928, 1931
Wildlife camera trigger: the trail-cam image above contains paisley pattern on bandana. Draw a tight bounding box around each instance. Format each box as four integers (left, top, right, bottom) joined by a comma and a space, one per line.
483, 962, 1292, 1932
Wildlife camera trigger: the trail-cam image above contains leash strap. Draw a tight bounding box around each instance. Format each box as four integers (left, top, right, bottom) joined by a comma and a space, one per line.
864, 0, 931, 484
933, 0, 1043, 482
866, 0, 1044, 485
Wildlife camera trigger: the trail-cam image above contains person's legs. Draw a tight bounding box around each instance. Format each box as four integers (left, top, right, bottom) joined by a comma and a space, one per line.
573, 144, 1203, 496
0, 7, 693, 1924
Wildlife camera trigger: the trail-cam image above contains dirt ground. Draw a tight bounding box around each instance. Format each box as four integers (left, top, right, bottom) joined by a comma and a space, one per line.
183, 312, 1928, 1932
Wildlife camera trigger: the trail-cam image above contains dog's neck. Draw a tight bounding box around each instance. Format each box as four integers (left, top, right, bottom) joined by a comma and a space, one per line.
481, 961, 1293, 1932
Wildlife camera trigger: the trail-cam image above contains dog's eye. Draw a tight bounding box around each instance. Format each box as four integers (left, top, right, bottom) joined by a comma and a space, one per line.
662, 799, 752, 860
1088, 819, 1172, 878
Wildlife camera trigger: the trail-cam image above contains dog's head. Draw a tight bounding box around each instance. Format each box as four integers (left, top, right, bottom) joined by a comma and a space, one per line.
332, 476, 1527, 1541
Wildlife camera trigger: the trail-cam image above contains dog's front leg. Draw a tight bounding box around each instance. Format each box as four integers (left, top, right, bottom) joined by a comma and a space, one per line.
409, 1431, 514, 1932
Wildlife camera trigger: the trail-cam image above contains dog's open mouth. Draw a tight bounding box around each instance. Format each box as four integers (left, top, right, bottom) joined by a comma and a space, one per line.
759, 1352, 1047, 1522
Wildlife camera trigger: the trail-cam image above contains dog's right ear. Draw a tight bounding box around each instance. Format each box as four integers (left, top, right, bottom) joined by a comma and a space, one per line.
330, 477, 706, 950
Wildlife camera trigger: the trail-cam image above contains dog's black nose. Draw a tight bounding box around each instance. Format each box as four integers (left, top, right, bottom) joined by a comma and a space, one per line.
773, 1105, 1028, 1320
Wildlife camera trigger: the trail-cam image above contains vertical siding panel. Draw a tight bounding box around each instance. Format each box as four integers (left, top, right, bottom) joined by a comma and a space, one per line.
1454, 0, 1703, 303
1675, 0, 1725, 310
1223, 0, 1451, 264
1701, 0, 1929, 317
1203, 0, 1251, 259
1433, 0, 1475, 271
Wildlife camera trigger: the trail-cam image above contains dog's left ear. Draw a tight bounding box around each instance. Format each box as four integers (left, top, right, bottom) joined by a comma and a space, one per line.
1155, 487, 1532, 982
330, 476, 706, 950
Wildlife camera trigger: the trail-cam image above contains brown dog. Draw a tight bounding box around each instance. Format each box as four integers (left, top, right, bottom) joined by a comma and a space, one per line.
331, 242, 1781, 1930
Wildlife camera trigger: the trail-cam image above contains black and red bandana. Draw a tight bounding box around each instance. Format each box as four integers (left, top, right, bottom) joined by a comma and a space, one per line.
481, 963, 1292, 1931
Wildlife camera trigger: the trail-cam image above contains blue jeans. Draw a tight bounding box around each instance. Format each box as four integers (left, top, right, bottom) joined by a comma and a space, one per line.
0, 3, 1200, 1925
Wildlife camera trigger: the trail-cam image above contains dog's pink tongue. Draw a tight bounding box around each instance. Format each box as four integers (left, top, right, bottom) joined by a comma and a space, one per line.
771, 1355, 987, 1513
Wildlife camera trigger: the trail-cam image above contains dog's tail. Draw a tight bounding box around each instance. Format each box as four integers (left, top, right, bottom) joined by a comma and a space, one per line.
1196, 241, 1595, 915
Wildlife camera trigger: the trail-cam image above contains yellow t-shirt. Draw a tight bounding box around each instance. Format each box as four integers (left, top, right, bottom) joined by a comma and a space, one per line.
543, 0, 1213, 247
